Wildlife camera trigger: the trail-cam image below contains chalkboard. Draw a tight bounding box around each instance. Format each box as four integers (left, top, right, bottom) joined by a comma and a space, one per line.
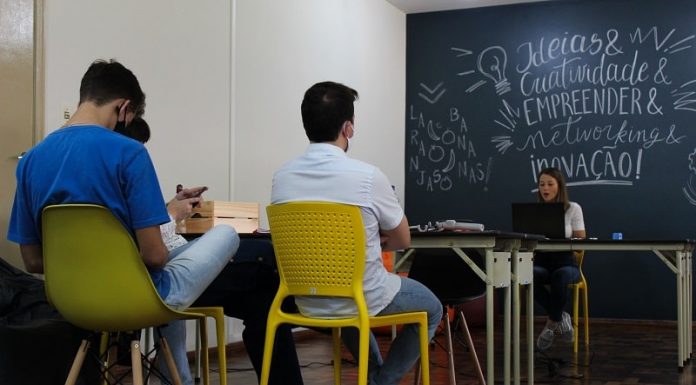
405, 0, 696, 320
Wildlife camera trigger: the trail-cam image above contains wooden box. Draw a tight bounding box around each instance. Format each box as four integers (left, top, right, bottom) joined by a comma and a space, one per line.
180, 201, 259, 234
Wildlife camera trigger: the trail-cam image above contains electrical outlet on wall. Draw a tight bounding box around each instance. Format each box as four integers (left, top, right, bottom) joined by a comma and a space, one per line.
62, 105, 72, 121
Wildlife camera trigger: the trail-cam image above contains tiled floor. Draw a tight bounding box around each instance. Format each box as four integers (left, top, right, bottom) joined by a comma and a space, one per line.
118, 318, 695, 385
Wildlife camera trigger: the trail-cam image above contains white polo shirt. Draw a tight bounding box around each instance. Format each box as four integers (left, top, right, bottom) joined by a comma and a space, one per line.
271, 143, 403, 317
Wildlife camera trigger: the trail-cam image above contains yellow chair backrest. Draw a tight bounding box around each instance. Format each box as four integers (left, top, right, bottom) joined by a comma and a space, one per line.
266, 201, 366, 301
42, 204, 189, 332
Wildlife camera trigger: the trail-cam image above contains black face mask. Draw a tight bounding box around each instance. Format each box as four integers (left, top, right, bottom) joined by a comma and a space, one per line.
114, 120, 127, 134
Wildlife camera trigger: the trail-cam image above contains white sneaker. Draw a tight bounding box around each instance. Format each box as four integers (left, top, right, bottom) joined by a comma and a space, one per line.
536, 324, 557, 350
560, 311, 574, 343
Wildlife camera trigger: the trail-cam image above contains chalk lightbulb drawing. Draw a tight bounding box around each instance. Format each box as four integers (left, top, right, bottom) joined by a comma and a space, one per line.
477, 46, 511, 96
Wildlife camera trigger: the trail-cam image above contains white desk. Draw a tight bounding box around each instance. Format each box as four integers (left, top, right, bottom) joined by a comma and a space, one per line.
396, 231, 535, 385
531, 239, 694, 369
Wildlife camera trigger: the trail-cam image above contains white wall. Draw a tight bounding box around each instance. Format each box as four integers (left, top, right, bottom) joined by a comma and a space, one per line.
43, 0, 405, 347
233, 0, 407, 223
44, 0, 232, 201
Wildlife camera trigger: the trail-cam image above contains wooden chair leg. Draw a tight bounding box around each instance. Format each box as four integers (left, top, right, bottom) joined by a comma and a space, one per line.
413, 360, 422, 385
458, 311, 485, 385
444, 309, 456, 385
131, 340, 144, 385
65, 339, 90, 385
159, 337, 183, 385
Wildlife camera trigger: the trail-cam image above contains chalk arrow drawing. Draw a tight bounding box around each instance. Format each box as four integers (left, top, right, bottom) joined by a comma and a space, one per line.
418, 82, 446, 104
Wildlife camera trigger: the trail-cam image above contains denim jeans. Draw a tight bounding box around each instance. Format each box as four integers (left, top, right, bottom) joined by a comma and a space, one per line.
193, 238, 304, 385
157, 225, 239, 385
341, 276, 442, 385
533, 263, 580, 322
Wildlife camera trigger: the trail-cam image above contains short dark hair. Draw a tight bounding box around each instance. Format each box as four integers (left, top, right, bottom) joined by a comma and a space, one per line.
301, 81, 358, 142
116, 116, 151, 143
79, 59, 146, 117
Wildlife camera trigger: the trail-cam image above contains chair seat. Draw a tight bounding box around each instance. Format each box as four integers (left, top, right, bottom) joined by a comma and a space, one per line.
439, 292, 486, 307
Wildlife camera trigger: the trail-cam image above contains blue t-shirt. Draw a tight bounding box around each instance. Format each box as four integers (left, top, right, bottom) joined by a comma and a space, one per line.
7, 125, 172, 296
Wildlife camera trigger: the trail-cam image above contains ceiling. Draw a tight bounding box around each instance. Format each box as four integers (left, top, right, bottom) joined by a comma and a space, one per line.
386, 0, 549, 13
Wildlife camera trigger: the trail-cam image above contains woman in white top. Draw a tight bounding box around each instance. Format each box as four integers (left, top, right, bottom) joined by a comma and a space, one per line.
534, 167, 586, 350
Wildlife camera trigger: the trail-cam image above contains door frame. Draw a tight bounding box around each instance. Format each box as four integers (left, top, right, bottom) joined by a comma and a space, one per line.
33, 0, 44, 142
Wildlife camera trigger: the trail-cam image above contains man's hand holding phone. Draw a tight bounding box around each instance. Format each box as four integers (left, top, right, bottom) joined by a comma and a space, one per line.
175, 185, 208, 202
168, 185, 208, 221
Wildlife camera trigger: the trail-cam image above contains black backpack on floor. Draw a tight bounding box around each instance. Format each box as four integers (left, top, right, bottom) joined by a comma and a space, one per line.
0, 257, 99, 385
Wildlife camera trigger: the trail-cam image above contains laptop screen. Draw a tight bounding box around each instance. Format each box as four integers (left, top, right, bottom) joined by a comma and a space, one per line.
511, 202, 565, 239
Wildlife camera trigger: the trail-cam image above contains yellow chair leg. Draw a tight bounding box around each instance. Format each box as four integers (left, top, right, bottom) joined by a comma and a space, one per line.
357, 327, 370, 385
259, 321, 278, 385
419, 317, 431, 385
583, 285, 590, 347
213, 314, 227, 385
200, 320, 209, 385
573, 285, 580, 353
333, 328, 343, 385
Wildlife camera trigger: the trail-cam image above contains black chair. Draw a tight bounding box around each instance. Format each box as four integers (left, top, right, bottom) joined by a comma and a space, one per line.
408, 248, 486, 385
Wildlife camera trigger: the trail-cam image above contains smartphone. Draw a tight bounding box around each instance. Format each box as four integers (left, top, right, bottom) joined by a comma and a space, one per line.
190, 187, 208, 207
176, 185, 207, 207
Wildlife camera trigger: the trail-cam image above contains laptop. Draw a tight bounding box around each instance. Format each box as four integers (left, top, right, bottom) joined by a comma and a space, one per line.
511, 202, 565, 239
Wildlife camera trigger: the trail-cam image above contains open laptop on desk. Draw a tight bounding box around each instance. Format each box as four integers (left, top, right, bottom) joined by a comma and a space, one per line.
511, 202, 565, 239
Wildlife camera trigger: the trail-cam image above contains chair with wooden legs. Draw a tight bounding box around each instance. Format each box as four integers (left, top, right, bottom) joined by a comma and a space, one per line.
42, 204, 228, 385
408, 249, 486, 385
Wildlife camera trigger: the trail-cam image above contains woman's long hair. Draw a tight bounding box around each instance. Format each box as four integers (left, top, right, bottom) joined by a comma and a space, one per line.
537, 167, 570, 211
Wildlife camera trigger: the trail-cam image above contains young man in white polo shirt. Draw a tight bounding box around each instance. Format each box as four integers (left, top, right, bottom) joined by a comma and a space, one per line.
271, 81, 442, 385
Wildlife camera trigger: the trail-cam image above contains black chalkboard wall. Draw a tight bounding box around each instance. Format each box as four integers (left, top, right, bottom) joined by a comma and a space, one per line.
405, 0, 696, 320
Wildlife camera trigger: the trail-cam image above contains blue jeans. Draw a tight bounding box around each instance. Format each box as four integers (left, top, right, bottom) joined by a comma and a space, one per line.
341, 276, 442, 385
157, 225, 239, 385
533, 263, 579, 322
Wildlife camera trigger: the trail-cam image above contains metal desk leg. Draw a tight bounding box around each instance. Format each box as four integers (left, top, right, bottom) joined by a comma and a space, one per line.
491, 250, 513, 385
486, 252, 495, 385
513, 251, 534, 385
504, 284, 511, 385
486, 278, 495, 384
689, 250, 693, 360
513, 266, 521, 385
677, 251, 684, 369
527, 280, 534, 385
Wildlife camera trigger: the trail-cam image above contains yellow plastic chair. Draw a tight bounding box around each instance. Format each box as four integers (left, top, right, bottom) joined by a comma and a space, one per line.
262, 202, 431, 385
570, 250, 589, 352
41, 204, 228, 385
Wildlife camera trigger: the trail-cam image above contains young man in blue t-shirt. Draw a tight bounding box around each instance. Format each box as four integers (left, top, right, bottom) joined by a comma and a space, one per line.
7, 59, 239, 385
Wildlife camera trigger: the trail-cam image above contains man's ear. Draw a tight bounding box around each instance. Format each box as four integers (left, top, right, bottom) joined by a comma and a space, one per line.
341, 120, 353, 138
343, 120, 354, 139
116, 99, 131, 120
